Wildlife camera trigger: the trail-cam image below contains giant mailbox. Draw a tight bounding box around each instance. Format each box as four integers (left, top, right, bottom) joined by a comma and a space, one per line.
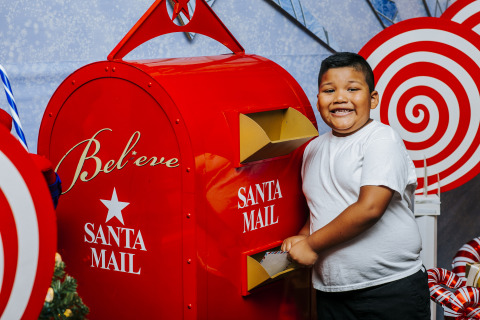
37, 0, 319, 319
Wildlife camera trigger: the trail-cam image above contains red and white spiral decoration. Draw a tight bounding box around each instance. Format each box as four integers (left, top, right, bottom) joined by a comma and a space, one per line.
442, 0, 480, 34
0, 126, 56, 319
359, 17, 480, 194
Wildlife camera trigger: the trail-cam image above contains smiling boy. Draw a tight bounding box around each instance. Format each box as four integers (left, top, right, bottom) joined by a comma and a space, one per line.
282, 52, 430, 319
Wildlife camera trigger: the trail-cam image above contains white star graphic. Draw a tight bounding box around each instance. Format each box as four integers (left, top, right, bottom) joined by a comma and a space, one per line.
101, 188, 129, 225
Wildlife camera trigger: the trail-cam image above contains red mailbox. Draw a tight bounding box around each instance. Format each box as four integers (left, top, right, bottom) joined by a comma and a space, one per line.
38, 0, 318, 319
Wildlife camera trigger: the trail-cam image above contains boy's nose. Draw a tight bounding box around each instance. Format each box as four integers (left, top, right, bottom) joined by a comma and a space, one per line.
334, 91, 348, 103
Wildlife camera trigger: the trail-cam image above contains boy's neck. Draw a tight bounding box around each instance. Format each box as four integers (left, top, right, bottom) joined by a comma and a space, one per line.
332, 118, 373, 137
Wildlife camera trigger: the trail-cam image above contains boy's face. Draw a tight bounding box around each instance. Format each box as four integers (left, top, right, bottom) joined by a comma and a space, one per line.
317, 67, 379, 136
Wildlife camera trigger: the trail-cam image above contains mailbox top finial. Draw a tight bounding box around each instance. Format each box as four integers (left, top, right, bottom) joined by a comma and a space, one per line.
108, 0, 245, 61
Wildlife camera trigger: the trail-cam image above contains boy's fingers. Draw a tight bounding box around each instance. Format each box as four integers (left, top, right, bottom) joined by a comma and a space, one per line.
282, 238, 295, 252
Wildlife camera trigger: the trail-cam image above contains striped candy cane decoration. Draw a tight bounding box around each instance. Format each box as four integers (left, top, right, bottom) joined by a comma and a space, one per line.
427, 268, 480, 319
0, 65, 28, 151
359, 17, 480, 194
450, 286, 480, 319
428, 268, 463, 306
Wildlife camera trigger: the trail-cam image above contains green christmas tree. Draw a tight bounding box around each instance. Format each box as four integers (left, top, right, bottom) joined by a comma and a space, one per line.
38, 253, 89, 320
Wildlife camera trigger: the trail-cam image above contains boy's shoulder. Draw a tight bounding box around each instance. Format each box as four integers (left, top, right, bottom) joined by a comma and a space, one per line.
307, 130, 331, 147
365, 120, 401, 142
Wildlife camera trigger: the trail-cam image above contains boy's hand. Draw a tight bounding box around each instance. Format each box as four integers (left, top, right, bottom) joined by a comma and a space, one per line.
281, 235, 307, 252
288, 239, 318, 266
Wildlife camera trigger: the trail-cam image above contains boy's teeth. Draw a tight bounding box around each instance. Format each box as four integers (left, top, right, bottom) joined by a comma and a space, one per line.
333, 109, 351, 114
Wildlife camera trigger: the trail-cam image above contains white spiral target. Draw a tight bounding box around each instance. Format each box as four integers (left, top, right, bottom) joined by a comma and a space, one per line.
359, 17, 480, 194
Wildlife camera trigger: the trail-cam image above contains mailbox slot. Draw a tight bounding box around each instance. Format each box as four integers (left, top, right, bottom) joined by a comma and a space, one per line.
239, 107, 318, 163
241, 241, 298, 296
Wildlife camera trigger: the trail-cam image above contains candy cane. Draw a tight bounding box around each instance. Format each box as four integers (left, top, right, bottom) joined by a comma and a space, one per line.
428, 268, 463, 307
0, 64, 28, 151
451, 287, 480, 319
427, 268, 480, 319
359, 17, 480, 194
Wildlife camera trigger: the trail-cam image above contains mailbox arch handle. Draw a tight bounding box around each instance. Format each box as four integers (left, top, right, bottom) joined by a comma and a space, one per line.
108, 0, 245, 60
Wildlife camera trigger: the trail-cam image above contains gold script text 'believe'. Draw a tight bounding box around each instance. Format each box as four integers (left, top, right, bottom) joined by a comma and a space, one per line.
55, 128, 180, 194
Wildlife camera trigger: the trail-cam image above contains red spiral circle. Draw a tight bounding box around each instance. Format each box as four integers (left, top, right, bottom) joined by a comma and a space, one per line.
359, 17, 480, 193
442, 0, 480, 32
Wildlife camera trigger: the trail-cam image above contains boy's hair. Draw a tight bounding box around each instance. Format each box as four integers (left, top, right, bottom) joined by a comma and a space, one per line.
318, 52, 375, 93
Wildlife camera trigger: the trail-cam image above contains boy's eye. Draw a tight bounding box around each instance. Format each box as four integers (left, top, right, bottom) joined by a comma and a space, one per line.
323, 89, 334, 93
348, 88, 360, 92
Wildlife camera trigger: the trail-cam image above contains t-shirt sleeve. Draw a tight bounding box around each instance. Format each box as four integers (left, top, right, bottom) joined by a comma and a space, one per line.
360, 135, 416, 195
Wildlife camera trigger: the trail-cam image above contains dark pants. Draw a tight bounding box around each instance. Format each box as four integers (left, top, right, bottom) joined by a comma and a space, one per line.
316, 268, 431, 320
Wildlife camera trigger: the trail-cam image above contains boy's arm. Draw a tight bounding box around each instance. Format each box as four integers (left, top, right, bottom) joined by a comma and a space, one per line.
281, 216, 310, 252
288, 185, 394, 266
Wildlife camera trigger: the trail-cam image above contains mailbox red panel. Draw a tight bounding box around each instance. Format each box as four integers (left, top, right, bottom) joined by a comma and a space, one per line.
38, 54, 316, 319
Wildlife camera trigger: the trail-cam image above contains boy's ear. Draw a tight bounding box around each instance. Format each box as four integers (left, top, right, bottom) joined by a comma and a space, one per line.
370, 90, 379, 110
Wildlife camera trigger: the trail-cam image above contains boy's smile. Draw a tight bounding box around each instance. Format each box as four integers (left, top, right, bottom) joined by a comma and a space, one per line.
317, 67, 379, 136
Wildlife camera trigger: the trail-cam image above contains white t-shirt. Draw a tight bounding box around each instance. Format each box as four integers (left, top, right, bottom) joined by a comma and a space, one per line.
302, 120, 422, 292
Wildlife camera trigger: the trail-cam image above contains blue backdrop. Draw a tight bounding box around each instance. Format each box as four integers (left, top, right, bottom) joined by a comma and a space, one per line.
0, 0, 429, 151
